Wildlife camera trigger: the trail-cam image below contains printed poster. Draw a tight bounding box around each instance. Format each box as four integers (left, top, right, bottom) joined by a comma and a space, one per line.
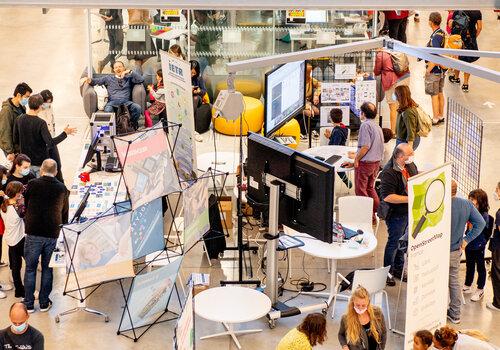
120, 257, 183, 331
175, 288, 194, 350
334, 63, 357, 80
63, 210, 134, 290
405, 164, 452, 350
355, 80, 377, 110
114, 124, 181, 210
320, 83, 351, 104
161, 51, 197, 182
130, 198, 165, 259
182, 175, 210, 251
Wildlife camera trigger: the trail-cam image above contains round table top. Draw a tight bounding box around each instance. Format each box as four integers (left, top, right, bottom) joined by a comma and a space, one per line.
302, 145, 357, 173
197, 151, 239, 174
194, 287, 271, 323
284, 223, 377, 260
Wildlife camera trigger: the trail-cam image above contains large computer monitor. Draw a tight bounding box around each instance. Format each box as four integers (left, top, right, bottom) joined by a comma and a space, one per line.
264, 61, 306, 137
81, 132, 102, 171
246, 133, 335, 243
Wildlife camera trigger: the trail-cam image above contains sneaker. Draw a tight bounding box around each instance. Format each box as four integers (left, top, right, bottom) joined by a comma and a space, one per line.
312, 130, 320, 140
462, 84, 469, 93
0, 261, 8, 267
0, 282, 13, 291
462, 285, 473, 294
486, 302, 500, 312
39, 300, 53, 312
0, 291, 6, 299
194, 132, 203, 142
448, 76, 460, 84
26, 306, 35, 314
447, 313, 461, 324
386, 276, 396, 287
471, 289, 484, 302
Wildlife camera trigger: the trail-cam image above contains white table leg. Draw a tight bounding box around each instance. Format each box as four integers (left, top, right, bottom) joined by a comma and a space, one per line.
200, 322, 262, 349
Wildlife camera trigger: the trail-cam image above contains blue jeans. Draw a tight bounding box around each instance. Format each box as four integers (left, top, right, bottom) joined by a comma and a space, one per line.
384, 213, 408, 274
23, 235, 57, 308
104, 100, 142, 125
396, 136, 420, 150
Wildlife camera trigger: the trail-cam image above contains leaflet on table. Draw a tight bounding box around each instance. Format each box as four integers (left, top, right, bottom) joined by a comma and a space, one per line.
175, 288, 194, 350
404, 164, 452, 350
63, 210, 134, 291
161, 51, 197, 183
120, 257, 183, 331
114, 124, 181, 210
182, 174, 210, 251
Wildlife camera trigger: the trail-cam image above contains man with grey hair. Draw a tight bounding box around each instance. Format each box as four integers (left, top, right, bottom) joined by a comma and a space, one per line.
23, 159, 69, 313
0, 302, 44, 349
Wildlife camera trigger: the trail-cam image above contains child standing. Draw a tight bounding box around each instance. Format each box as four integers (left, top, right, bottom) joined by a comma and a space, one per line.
324, 108, 352, 189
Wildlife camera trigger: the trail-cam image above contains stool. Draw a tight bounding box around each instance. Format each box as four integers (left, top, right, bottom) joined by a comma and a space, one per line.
213, 96, 264, 136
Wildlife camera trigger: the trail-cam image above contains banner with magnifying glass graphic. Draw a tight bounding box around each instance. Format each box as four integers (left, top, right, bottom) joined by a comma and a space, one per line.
404, 163, 452, 350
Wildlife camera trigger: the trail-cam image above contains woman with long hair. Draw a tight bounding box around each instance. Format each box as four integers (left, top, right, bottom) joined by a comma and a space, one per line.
0, 165, 8, 268
277, 313, 327, 350
464, 189, 493, 302
338, 286, 387, 350
0, 181, 25, 298
433, 325, 495, 349
394, 85, 420, 151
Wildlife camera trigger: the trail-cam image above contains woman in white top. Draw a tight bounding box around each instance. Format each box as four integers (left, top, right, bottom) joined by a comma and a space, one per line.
38, 89, 55, 136
0, 181, 26, 298
433, 326, 495, 350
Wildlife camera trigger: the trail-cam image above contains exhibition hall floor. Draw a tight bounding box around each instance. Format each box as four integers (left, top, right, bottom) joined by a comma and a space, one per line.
0, 8, 499, 349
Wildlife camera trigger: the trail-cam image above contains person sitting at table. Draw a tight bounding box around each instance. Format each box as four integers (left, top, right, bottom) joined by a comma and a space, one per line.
297, 64, 321, 139
324, 108, 352, 189
277, 313, 327, 350
338, 286, 387, 350
85, 61, 144, 129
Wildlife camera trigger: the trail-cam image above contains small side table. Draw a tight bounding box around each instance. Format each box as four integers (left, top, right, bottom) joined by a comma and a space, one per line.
194, 286, 271, 349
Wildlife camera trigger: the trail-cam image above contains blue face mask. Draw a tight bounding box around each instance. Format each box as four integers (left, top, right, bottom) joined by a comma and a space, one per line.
20, 98, 28, 106
11, 322, 27, 333
20, 169, 30, 177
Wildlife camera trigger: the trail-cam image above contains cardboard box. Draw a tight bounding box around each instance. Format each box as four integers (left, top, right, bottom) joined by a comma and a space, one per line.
219, 196, 233, 229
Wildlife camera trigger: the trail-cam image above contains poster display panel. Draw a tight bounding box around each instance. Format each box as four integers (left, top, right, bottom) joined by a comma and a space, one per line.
354, 80, 376, 110
320, 83, 351, 104
182, 175, 210, 251
175, 288, 194, 350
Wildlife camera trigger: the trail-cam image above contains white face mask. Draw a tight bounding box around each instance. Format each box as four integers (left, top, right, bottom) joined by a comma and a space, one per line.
404, 156, 414, 165
354, 306, 367, 315
42, 102, 51, 110
493, 190, 500, 202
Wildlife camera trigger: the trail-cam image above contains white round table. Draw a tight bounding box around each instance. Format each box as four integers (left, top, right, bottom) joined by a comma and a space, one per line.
194, 286, 271, 349
284, 223, 377, 317
302, 145, 356, 173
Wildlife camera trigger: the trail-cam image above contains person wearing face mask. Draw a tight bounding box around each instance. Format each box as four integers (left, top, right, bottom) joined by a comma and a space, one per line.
0, 302, 44, 349
37, 90, 55, 136
394, 85, 421, 150
487, 181, 500, 312
338, 286, 387, 350
0, 83, 33, 162
5, 154, 35, 189
379, 143, 418, 286
447, 179, 485, 324
13, 94, 76, 182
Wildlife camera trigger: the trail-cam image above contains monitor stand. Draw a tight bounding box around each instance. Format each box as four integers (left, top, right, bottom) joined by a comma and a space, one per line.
88, 150, 103, 174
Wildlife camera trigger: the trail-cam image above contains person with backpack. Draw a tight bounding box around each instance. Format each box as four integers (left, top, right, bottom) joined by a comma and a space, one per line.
393, 85, 420, 151
449, 10, 483, 92
425, 12, 446, 125
464, 189, 494, 302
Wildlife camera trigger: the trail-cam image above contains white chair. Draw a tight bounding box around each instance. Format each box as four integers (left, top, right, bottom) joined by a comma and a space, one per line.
331, 266, 392, 330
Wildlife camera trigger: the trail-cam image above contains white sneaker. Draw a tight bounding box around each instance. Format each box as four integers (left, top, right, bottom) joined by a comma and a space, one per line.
462, 285, 473, 294
0, 291, 5, 299
0, 283, 13, 291
194, 132, 203, 142
486, 302, 500, 312
471, 289, 484, 302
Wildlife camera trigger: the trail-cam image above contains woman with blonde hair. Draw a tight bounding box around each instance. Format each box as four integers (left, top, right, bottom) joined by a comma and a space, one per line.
338, 286, 387, 350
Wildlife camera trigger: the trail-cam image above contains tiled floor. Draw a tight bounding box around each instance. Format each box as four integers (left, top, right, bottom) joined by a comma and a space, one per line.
0, 8, 498, 350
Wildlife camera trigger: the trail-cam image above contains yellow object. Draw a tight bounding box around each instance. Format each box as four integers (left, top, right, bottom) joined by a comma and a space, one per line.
213, 96, 264, 136
215, 79, 262, 99
271, 118, 301, 149
277, 328, 312, 350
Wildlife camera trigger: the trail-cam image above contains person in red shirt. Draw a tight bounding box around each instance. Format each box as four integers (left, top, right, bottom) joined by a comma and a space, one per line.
385, 10, 410, 43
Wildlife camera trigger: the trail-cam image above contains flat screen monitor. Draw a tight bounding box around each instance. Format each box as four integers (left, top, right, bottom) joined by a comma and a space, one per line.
264, 61, 306, 137
246, 133, 335, 243
82, 132, 100, 169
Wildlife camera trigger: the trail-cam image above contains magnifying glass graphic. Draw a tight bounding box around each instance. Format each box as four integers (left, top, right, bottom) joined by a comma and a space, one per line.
412, 178, 445, 239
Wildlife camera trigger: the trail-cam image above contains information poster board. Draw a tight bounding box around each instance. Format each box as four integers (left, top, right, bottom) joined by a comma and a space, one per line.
64, 210, 134, 290
121, 257, 183, 331
182, 175, 210, 251
286, 10, 306, 24
355, 80, 376, 110
321, 83, 351, 104
114, 124, 181, 210
405, 164, 452, 350
130, 198, 165, 259
161, 51, 197, 182
334, 63, 357, 80
175, 288, 194, 350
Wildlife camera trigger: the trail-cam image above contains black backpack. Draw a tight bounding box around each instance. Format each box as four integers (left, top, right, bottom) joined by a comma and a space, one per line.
453, 11, 471, 40
115, 104, 136, 135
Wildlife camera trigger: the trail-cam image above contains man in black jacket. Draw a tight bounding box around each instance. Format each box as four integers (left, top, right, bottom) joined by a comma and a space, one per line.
379, 143, 418, 286
23, 159, 69, 313
13, 94, 76, 182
